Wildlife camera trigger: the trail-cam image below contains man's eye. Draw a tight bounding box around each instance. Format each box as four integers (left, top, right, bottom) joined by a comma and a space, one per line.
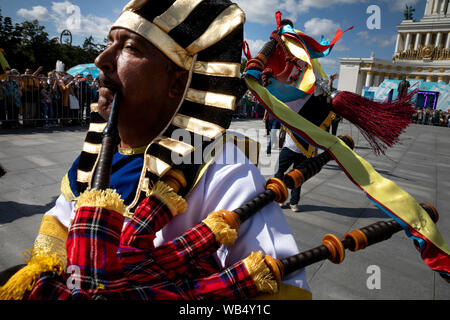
125, 45, 138, 52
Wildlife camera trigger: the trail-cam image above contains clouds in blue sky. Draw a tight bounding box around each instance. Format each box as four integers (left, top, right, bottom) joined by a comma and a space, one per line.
16, 1, 113, 40
6, 0, 427, 76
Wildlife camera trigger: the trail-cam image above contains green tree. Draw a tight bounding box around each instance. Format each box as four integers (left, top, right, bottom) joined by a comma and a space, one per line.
0, 8, 104, 75
240, 57, 248, 75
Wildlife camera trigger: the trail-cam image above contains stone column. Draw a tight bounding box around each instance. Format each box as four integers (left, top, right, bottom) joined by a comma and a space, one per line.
435, 32, 443, 48
446, 32, 450, 49
373, 73, 381, 87
425, 0, 433, 15
379, 73, 386, 84
394, 33, 402, 53
435, 0, 442, 13
405, 33, 412, 50
440, 0, 448, 13
356, 71, 366, 95
414, 33, 422, 50
365, 71, 374, 87
425, 32, 432, 46
426, 76, 433, 82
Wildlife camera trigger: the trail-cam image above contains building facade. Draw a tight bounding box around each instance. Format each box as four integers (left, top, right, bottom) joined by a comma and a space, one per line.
338, 0, 450, 110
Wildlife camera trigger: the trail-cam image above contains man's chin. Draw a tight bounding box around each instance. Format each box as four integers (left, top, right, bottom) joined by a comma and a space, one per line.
97, 97, 112, 120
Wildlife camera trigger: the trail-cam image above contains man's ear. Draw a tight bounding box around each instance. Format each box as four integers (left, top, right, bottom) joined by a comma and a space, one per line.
168, 69, 189, 99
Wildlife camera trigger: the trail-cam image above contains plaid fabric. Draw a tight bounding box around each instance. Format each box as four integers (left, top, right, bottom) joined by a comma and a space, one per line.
25, 195, 259, 300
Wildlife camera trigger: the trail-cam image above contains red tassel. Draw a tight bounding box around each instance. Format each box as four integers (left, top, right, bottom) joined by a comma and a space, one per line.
331, 90, 417, 155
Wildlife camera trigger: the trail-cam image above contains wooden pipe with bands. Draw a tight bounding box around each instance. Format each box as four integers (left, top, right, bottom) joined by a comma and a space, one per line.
283, 134, 355, 190
266, 202, 440, 286
92, 92, 122, 191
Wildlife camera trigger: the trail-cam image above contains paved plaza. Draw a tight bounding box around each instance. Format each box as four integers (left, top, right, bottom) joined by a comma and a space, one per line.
0, 119, 449, 300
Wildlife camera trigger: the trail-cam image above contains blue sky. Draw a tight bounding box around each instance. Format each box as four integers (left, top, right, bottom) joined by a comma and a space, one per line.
1, 0, 426, 77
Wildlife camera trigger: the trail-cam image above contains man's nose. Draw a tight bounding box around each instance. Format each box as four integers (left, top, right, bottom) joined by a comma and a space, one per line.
95, 46, 116, 73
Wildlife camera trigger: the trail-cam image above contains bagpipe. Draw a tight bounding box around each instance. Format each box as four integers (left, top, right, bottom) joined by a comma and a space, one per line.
0, 90, 446, 300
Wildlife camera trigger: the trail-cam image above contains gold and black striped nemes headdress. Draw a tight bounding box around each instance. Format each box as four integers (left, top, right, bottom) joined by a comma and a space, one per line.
76, 0, 247, 213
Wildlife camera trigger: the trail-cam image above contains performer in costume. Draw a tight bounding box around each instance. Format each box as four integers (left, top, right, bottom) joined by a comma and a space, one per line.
244, 13, 417, 155
243, 12, 450, 279
0, 1, 310, 300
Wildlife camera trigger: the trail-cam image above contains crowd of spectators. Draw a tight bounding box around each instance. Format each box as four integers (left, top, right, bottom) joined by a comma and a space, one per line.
0, 67, 99, 129
233, 90, 265, 119
412, 108, 450, 127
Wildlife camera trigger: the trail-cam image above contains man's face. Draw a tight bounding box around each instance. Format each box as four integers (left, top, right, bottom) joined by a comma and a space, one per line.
95, 28, 188, 142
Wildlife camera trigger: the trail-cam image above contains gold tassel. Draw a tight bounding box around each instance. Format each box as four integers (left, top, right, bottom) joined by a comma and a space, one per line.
147, 181, 188, 216
0, 250, 64, 300
243, 251, 278, 294
202, 211, 238, 247
76, 188, 126, 215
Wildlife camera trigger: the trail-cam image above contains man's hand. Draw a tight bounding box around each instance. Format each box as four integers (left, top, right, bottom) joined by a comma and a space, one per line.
33, 66, 44, 77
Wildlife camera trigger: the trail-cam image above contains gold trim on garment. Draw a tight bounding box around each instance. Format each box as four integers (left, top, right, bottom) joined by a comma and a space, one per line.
122, 0, 148, 12
88, 122, 107, 133
193, 61, 241, 78
61, 173, 76, 202
76, 188, 126, 216
77, 169, 91, 183
90, 102, 100, 113
112, 11, 193, 70
32, 234, 67, 269
153, 0, 204, 32
156, 137, 195, 156
145, 154, 172, 177
254, 284, 312, 300
185, 88, 236, 110
82, 142, 102, 154
185, 4, 245, 55
38, 215, 69, 241
118, 145, 148, 155
172, 114, 225, 140
34, 215, 69, 268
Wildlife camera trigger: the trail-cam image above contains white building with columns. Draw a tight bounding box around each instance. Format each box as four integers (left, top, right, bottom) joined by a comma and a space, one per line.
338, 0, 450, 100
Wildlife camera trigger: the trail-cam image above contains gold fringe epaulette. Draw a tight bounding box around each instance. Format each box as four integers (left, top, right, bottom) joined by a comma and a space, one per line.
243, 251, 278, 294
202, 211, 238, 247
0, 250, 64, 300
76, 188, 126, 215
147, 181, 187, 216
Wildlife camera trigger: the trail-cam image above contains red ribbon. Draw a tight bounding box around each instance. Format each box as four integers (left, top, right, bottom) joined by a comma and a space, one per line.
242, 41, 252, 60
